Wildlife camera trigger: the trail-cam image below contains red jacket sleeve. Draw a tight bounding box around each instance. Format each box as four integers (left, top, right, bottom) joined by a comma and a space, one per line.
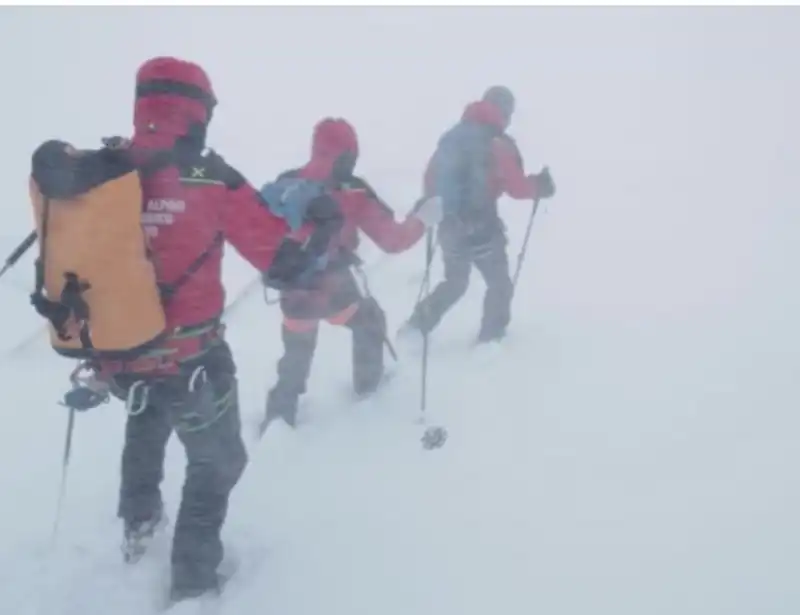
350, 179, 425, 254
492, 137, 537, 200
221, 171, 289, 272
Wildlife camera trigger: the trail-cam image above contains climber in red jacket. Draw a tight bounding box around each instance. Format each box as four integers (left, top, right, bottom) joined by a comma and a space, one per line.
259, 117, 443, 431
31, 56, 322, 605
403, 85, 556, 344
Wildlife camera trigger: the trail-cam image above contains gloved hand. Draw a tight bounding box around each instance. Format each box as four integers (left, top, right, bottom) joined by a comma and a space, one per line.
531, 166, 556, 199
101, 136, 132, 150
262, 239, 322, 290
62, 367, 111, 411
63, 385, 110, 411
410, 195, 444, 228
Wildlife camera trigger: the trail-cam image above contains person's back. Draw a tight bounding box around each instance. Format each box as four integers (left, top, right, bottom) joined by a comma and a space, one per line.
259, 117, 441, 431
134, 142, 281, 329
404, 86, 556, 344
271, 118, 436, 267
124, 57, 289, 339
424, 86, 548, 237
35, 56, 299, 606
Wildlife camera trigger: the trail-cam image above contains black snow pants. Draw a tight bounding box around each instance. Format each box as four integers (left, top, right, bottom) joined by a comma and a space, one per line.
265, 267, 387, 426
113, 340, 247, 596
409, 219, 513, 341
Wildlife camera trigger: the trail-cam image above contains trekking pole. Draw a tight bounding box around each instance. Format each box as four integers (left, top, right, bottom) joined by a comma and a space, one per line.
418, 229, 447, 450
51, 405, 76, 547
0, 230, 36, 279
420, 231, 433, 417
511, 197, 541, 292
413, 237, 438, 308
50, 364, 110, 547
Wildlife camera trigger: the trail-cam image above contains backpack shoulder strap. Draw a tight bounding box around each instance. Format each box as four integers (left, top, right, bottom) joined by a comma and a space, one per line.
342, 175, 395, 217
157, 231, 224, 305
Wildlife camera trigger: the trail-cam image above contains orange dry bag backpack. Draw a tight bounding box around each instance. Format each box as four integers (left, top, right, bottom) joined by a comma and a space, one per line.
28, 140, 168, 360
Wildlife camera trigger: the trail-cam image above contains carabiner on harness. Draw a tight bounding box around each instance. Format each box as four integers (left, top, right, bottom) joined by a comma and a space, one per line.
188, 366, 208, 393
125, 380, 150, 417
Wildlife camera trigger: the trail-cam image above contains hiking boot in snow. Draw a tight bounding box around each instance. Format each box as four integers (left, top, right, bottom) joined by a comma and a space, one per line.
476, 326, 506, 345
168, 561, 234, 607
262, 386, 300, 431
122, 506, 167, 564
168, 575, 224, 605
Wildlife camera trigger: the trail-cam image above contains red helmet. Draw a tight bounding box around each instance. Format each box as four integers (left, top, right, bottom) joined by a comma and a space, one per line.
133, 57, 217, 141
312, 118, 358, 159
310, 117, 359, 178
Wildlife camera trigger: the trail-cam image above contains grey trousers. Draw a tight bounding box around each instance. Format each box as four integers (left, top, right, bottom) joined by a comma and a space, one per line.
410, 225, 513, 338
115, 342, 247, 594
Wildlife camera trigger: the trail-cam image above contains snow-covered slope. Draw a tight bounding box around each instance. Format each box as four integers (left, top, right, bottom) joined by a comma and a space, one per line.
0, 7, 798, 615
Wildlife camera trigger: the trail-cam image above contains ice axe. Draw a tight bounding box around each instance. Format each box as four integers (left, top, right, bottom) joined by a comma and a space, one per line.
0, 230, 36, 279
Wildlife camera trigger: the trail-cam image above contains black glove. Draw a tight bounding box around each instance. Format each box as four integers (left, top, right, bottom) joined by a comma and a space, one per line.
101, 136, 131, 150
63, 385, 110, 411
262, 239, 320, 290
533, 166, 556, 199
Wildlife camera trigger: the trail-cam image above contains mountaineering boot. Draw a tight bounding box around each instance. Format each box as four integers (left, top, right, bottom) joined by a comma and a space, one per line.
122, 503, 168, 564
168, 573, 225, 606
350, 367, 396, 403
260, 324, 317, 434
347, 296, 387, 398
476, 325, 507, 345
261, 385, 301, 432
